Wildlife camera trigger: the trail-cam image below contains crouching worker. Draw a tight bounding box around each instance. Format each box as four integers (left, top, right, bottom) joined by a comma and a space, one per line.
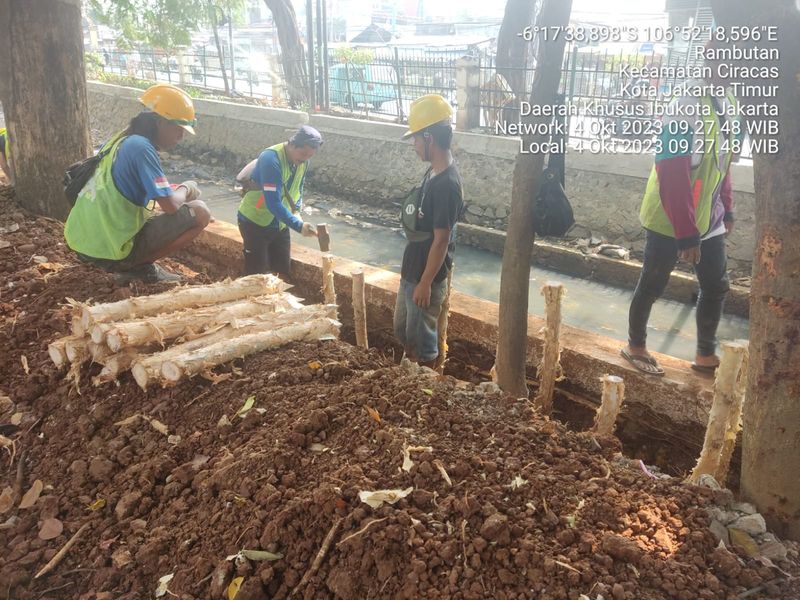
236, 125, 322, 278
394, 95, 463, 369
64, 84, 212, 284
0, 127, 13, 183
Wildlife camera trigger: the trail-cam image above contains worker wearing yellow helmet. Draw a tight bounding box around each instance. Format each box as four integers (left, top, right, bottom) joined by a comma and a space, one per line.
64, 84, 212, 284
394, 94, 464, 368
0, 126, 13, 183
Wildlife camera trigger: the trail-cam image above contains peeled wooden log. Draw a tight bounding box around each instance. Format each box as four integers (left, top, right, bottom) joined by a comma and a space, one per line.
714, 340, 749, 484
688, 341, 749, 484
160, 317, 340, 384
132, 305, 336, 390
592, 375, 625, 436
71, 315, 85, 337
352, 270, 368, 349
322, 253, 336, 307
65, 337, 89, 364
534, 282, 565, 415
92, 349, 143, 386
99, 293, 300, 352
48, 337, 72, 369
79, 274, 288, 330
88, 341, 112, 364
434, 268, 454, 374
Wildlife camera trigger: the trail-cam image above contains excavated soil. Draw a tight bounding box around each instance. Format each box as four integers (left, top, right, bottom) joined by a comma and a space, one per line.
1, 187, 798, 600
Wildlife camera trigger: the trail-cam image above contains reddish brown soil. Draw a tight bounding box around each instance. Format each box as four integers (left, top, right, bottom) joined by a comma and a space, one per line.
1, 187, 797, 599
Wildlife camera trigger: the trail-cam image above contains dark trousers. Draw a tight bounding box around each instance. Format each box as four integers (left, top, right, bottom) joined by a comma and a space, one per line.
628, 229, 729, 357
238, 219, 291, 277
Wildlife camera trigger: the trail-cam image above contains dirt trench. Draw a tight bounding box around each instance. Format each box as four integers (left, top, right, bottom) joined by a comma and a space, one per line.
1, 186, 798, 599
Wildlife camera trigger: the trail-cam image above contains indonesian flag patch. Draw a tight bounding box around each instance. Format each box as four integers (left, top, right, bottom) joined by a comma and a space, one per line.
263, 183, 277, 192
154, 176, 171, 190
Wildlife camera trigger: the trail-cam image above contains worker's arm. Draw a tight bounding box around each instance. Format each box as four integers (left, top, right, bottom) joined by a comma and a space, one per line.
720, 172, 734, 236
257, 152, 304, 232
413, 228, 451, 307
156, 186, 190, 214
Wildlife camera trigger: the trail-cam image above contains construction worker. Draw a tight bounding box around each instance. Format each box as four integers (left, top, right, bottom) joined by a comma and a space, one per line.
236, 125, 321, 278
64, 84, 212, 284
394, 95, 464, 368
0, 127, 13, 183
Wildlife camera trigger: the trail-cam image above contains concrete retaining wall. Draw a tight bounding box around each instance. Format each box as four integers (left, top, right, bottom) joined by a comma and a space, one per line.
88, 82, 756, 277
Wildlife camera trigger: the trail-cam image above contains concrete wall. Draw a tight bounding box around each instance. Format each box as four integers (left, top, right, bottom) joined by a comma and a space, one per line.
88, 82, 756, 276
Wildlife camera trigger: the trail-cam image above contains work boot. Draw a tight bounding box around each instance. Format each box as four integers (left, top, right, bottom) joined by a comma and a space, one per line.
114, 263, 181, 285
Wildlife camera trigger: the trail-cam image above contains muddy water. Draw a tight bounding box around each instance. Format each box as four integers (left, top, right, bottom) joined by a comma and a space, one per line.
200, 184, 749, 362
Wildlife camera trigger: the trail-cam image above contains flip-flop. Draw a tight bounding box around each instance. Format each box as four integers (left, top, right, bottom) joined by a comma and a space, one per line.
620, 348, 665, 376
691, 363, 719, 374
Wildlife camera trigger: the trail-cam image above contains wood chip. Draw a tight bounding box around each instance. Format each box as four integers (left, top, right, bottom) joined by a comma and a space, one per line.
19, 479, 43, 509
38, 518, 64, 540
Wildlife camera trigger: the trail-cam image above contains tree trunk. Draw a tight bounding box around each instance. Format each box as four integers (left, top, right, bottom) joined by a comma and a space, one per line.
496, 0, 541, 99
711, 0, 800, 540
495, 0, 572, 397
0, 0, 91, 220
208, 2, 231, 95
263, 0, 309, 107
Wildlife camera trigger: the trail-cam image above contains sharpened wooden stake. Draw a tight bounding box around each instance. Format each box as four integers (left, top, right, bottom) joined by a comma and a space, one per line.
352, 270, 368, 349
316, 224, 336, 308
593, 375, 625, 436
688, 340, 748, 485
434, 267, 454, 374
714, 340, 749, 484
534, 282, 565, 415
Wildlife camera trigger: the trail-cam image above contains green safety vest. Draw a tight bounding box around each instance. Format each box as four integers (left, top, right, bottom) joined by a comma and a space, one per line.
639, 91, 737, 238
238, 143, 307, 229
64, 135, 152, 260
400, 170, 434, 243
0, 127, 9, 158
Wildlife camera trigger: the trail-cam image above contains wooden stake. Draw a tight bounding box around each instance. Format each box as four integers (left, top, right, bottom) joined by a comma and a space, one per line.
79, 274, 288, 330
351, 270, 368, 349
321, 254, 336, 307
434, 267, 454, 374
534, 282, 565, 415
34, 522, 90, 579
688, 340, 748, 485
65, 337, 89, 364
714, 340, 749, 484
47, 338, 70, 369
593, 375, 625, 436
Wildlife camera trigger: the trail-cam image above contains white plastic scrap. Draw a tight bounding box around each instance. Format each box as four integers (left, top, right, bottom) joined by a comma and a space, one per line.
358, 488, 413, 509
401, 445, 433, 472
154, 573, 174, 598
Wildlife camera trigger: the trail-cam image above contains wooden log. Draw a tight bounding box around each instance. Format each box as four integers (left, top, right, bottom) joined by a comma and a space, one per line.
688, 341, 749, 485
79, 274, 288, 330
534, 282, 565, 415
434, 267, 454, 374
102, 293, 300, 352
70, 315, 85, 337
592, 375, 625, 436
351, 270, 368, 349
87, 341, 112, 364
160, 318, 340, 384
714, 340, 749, 484
92, 348, 142, 385
65, 337, 89, 364
131, 305, 336, 390
47, 337, 71, 369
321, 253, 336, 307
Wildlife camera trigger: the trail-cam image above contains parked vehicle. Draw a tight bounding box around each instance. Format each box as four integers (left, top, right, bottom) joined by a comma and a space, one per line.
328, 63, 396, 110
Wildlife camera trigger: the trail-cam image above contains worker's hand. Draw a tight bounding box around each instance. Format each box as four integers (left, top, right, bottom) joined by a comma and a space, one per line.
301, 222, 318, 237
678, 246, 701, 265
724, 220, 735, 237
413, 281, 432, 308
178, 180, 202, 201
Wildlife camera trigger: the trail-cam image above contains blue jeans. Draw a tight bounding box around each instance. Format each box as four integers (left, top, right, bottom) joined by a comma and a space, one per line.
393, 278, 448, 363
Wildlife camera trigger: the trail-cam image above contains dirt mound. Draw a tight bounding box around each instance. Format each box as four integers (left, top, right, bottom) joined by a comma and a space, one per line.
1, 187, 798, 599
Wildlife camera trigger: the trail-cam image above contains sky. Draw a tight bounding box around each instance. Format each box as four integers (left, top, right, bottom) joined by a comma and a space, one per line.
400, 0, 666, 22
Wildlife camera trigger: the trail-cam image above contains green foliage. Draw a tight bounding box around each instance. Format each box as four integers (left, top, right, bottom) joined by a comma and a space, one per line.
84, 52, 105, 79
334, 46, 374, 66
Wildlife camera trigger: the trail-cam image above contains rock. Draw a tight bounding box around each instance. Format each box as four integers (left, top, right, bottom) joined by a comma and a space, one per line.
696, 474, 722, 490
601, 533, 643, 564
479, 513, 509, 543
707, 507, 738, 525
730, 501, 757, 515
709, 520, 730, 546
758, 540, 788, 562
476, 382, 501, 395
115, 491, 142, 520
731, 514, 767, 536
88, 458, 116, 482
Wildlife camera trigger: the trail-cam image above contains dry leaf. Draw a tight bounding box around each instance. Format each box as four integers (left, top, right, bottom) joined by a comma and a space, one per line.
227, 576, 244, 600
20, 355, 29, 375
38, 518, 63, 540
402, 446, 433, 472
0, 487, 13, 513
0, 435, 13, 448
729, 527, 760, 557
115, 414, 142, 427
99, 535, 119, 550
421, 388, 433, 396
307, 360, 322, 370
32, 255, 48, 264
147, 418, 169, 436
241, 549, 282, 561
217, 415, 232, 428
19, 479, 43, 509
112, 547, 133, 569
10, 412, 22, 426
154, 573, 174, 598
308, 443, 329, 453
87, 498, 106, 511
365, 406, 381, 424
236, 396, 255, 418
358, 488, 413, 509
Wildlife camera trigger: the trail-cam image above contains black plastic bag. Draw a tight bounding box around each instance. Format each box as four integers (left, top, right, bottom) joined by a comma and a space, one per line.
63, 138, 119, 206
533, 166, 574, 237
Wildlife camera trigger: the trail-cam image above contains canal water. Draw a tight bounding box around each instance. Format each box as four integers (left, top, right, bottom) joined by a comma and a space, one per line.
198, 182, 749, 363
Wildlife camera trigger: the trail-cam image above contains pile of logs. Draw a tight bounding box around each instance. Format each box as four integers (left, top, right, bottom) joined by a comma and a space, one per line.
48, 274, 340, 390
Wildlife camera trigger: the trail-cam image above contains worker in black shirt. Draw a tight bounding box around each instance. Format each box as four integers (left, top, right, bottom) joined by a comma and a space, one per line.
394, 94, 464, 368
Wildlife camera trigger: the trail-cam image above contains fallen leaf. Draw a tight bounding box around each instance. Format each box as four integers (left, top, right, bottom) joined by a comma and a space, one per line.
365, 406, 381, 424
87, 498, 106, 511
217, 415, 232, 428
147, 418, 169, 436
32, 255, 48, 264
0, 435, 13, 448
19, 479, 43, 509
236, 396, 255, 418
10, 413, 22, 426
154, 572, 174, 598
421, 388, 433, 396
0, 487, 13, 513
233, 495, 247, 505
36, 262, 67, 273
402, 446, 433, 473
358, 488, 413, 509
20, 355, 29, 375
38, 518, 64, 540
99, 535, 119, 550
307, 360, 322, 370
241, 549, 283, 561
115, 414, 142, 427
111, 547, 133, 569
227, 576, 244, 600
729, 527, 760, 557
308, 443, 329, 453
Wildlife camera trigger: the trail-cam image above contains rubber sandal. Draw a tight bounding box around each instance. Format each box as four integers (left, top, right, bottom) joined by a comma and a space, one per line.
620, 348, 665, 376
691, 363, 719, 375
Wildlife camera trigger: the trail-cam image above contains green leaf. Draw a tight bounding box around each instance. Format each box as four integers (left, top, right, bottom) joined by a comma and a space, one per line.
421, 389, 433, 396
236, 395, 255, 418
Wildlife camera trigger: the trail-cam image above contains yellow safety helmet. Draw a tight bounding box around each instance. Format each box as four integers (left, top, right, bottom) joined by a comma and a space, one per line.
139, 84, 197, 135
402, 94, 453, 139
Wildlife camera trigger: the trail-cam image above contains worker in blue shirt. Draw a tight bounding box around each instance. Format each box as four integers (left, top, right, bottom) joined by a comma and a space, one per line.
236, 125, 322, 277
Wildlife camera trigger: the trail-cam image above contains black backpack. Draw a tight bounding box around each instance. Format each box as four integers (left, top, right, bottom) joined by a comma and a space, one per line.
533, 166, 574, 237
63, 137, 120, 206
